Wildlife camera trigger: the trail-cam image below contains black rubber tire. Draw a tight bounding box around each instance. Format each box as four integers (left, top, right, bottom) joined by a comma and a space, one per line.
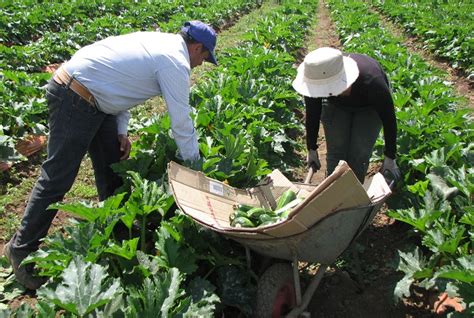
254, 262, 296, 318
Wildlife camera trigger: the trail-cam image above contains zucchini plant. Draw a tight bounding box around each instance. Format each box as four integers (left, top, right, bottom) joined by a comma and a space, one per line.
370, 0, 474, 74
326, 0, 473, 311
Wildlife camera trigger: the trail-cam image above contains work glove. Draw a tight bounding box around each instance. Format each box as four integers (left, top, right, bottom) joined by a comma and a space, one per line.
380, 156, 401, 186
177, 148, 203, 171
306, 149, 321, 170
184, 157, 203, 172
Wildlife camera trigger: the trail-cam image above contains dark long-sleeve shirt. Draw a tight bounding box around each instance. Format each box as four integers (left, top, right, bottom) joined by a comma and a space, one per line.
305, 53, 397, 159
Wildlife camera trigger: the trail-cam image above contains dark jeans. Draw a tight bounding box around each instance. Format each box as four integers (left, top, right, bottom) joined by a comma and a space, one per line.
10, 80, 123, 253
322, 104, 382, 183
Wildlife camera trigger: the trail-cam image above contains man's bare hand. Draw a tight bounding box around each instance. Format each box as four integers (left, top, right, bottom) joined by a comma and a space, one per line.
118, 134, 131, 160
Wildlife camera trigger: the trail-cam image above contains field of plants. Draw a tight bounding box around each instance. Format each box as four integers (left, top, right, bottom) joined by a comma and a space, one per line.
0, 0, 472, 317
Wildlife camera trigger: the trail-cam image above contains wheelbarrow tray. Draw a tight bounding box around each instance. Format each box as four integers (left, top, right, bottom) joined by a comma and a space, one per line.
168, 160, 391, 261
230, 203, 381, 264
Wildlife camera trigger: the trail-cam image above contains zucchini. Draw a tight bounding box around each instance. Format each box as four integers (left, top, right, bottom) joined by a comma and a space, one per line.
246, 207, 268, 219
231, 216, 255, 228
278, 209, 291, 219
235, 204, 254, 212
274, 198, 303, 215
259, 213, 276, 223
230, 204, 263, 223
230, 193, 300, 228
229, 209, 251, 222
276, 190, 297, 210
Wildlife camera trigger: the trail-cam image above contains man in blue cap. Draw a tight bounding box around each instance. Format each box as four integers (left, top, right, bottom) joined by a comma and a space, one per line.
3, 20, 217, 290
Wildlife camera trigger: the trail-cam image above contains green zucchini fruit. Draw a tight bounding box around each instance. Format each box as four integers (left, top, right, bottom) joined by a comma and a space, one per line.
230, 190, 301, 228
258, 213, 276, 223
231, 216, 255, 228
278, 209, 291, 219
274, 198, 302, 215
276, 190, 297, 210
229, 209, 251, 222
246, 207, 268, 218
236, 204, 254, 212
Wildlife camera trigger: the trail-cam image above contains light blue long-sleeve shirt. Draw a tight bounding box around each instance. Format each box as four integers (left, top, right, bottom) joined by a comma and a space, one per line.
62, 31, 199, 161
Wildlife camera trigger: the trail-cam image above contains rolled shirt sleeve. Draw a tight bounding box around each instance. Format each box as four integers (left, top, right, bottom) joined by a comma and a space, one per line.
156, 65, 200, 161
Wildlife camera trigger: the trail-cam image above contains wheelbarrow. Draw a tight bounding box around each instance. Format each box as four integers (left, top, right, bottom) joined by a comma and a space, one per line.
232, 201, 381, 317
167, 161, 392, 317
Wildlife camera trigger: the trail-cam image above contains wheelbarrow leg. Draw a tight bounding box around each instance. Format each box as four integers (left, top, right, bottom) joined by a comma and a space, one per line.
286, 264, 329, 318
245, 246, 252, 269
292, 257, 302, 307
351, 246, 365, 291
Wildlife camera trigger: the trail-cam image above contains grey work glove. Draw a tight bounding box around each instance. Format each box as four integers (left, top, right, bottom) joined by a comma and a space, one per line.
380, 156, 401, 186
307, 149, 321, 170
184, 157, 203, 172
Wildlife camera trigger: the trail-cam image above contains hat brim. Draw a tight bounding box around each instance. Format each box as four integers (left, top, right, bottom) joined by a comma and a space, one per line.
206, 51, 218, 65
292, 56, 359, 98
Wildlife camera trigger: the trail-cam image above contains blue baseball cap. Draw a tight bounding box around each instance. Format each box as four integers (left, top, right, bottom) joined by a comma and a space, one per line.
181, 20, 217, 65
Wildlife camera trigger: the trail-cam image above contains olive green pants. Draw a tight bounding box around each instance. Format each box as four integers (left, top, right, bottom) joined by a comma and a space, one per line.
322, 104, 382, 183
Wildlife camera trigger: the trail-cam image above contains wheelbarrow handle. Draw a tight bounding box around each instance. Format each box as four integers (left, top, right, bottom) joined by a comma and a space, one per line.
304, 165, 315, 184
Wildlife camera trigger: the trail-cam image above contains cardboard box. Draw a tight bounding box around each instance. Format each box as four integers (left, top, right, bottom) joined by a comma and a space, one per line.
168, 160, 391, 240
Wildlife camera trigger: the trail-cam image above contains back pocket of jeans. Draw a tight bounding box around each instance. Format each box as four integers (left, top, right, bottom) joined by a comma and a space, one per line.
46, 90, 63, 104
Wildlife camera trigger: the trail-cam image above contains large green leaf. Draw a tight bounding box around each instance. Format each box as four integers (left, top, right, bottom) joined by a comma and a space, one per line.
126, 268, 184, 318
435, 256, 474, 283
135, 250, 162, 278
175, 277, 220, 316
427, 173, 459, 200
104, 237, 139, 260
0, 135, 22, 162
38, 256, 122, 316
35, 301, 57, 318
155, 225, 198, 275
394, 248, 429, 300
215, 265, 256, 316
49, 193, 126, 223
423, 224, 466, 255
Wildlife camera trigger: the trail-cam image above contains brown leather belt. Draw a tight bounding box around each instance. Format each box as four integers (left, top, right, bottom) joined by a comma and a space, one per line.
53, 67, 96, 106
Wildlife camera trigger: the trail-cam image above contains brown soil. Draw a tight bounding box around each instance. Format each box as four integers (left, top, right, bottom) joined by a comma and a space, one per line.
0, 151, 80, 250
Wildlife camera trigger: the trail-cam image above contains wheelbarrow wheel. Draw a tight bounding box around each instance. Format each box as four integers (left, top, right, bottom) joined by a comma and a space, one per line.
255, 262, 296, 318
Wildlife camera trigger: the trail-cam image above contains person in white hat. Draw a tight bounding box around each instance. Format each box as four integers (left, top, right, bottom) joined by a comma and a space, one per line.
292, 47, 400, 183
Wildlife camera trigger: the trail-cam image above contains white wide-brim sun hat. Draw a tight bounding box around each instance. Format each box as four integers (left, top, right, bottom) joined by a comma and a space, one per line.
292, 47, 360, 98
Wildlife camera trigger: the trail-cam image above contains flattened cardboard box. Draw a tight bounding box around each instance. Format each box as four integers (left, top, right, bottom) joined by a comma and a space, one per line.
168, 161, 391, 240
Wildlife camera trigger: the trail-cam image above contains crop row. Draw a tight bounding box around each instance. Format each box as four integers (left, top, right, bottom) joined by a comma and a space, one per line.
369, 0, 473, 74
2, 1, 223, 46
1, 0, 258, 73
327, 0, 473, 311
2, 0, 136, 45
0, 0, 260, 165
2, 0, 317, 316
